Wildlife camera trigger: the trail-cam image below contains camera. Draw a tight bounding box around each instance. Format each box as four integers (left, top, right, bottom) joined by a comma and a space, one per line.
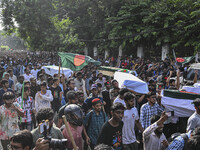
39, 120, 67, 150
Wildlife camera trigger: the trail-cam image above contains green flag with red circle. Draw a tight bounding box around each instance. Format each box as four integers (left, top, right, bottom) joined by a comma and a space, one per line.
58, 52, 101, 71
176, 56, 194, 65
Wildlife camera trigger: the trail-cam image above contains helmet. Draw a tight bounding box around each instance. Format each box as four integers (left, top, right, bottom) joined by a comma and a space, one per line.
64, 104, 83, 126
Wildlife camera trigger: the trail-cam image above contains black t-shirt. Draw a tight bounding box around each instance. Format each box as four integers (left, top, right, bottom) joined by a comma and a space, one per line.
102, 90, 111, 114
97, 121, 123, 150
50, 86, 62, 112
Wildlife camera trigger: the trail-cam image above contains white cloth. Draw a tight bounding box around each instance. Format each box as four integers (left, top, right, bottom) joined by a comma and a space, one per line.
187, 112, 200, 131
23, 74, 33, 81
122, 107, 139, 144
143, 122, 167, 150
113, 96, 126, 107
35, 90, 53, 112
31, 69, 39, 79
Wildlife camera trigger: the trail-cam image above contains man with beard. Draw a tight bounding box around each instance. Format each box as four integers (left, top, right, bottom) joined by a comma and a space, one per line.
122, 92, 144, 150
140, 92, 164, 129
84, 98, 108, 149
0, 92, 24, 150
143, 112, 169, 150
109, 80, 120, 103
97, 103, 125, 150
95, 73, 106, 89
31, 108, 64, 147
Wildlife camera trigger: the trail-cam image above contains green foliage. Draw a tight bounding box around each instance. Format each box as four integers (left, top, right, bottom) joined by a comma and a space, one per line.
0, 45, 10, 51
1, 0, 200, 56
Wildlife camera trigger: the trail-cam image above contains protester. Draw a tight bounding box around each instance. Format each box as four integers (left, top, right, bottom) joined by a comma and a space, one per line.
84, 98, 108, 149
0, 91, 24, 150
97, 103, 125, 149
15, 75, 24, 96
35, 81, 53, 112
58, 90, 78, 128
31, 108, 64, 147
122, 92, 144, 150
143, 112, 169, 150
187, 98, 200, 132
16, 86, 35, 131
113, 88, 129, 107
9, 129, 33, 150
63, 104, 87, 150
0, 79, 14, 106
140, 92, 164, 129
50, 78, 62, 113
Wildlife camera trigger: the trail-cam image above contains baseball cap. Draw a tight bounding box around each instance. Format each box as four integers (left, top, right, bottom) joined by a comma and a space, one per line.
91, 84, 97, 90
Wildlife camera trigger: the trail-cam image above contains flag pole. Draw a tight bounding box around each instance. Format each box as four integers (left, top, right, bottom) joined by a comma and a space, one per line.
20, 81, 25, 123
62, 115, 77, 150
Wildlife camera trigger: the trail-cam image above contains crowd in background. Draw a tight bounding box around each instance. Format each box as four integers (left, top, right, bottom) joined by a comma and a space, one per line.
0, 51, 200, 150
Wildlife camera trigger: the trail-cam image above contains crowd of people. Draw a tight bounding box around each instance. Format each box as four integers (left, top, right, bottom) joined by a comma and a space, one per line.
0, 51, 200, 150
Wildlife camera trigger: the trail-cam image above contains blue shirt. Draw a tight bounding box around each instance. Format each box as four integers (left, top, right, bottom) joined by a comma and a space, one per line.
140, 102, 164, 129
166, 132, 191, 150
84, 110, 108, 145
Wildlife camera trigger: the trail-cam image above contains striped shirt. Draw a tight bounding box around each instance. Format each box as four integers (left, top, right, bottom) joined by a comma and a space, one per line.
140, 102, 164, 129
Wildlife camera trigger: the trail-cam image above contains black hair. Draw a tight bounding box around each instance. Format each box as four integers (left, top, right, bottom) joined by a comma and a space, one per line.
67, 78, 74, 85
24, 80, 30, 85
22, 86, 30, 93
111, 103, 125, 112
77, 90, 84, 95
3, 91, 15, 100
76, 71, 82, 76
97, 83, 102, 88
7, 69, 13, 73
1, 79, 8, 85
47, 77, 53, 83
36, 108, 54, 124
94, 144, 114, 150
66, 90, 78, 100
185, 127, 200, 150
151, 115, 160, 124
119, 88, 128, 96
146, 91, 156, 98
53, 78, 59, 83
124, 92, 135, 101
40, 81, 47, 87
111, 79, 117, 85
10, 129, 33, 149
19, 75, 24, 79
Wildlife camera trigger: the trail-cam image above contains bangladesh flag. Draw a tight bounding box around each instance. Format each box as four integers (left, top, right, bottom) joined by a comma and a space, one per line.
176, 56, 194, 64
58, 52, 101, 71
161, 89, 197, 117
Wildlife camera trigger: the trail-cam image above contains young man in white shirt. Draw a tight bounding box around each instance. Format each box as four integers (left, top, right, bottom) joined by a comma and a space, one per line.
113, 88, 129, 107
122, 92, 144, 150
16, 86, 35, 131
143, 112, 169, 150
35, 81, 53, 112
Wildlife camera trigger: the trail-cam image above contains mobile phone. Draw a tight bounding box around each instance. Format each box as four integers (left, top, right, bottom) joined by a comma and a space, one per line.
39, 120, 49, 134
166, 111, 174, 117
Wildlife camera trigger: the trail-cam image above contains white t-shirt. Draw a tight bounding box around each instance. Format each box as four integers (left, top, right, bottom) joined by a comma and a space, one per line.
35, 90, 53, 112
122, 107, 139, 144
31, 69, 39, 79
23, 74, 33, 81
113, 96, 126, 107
